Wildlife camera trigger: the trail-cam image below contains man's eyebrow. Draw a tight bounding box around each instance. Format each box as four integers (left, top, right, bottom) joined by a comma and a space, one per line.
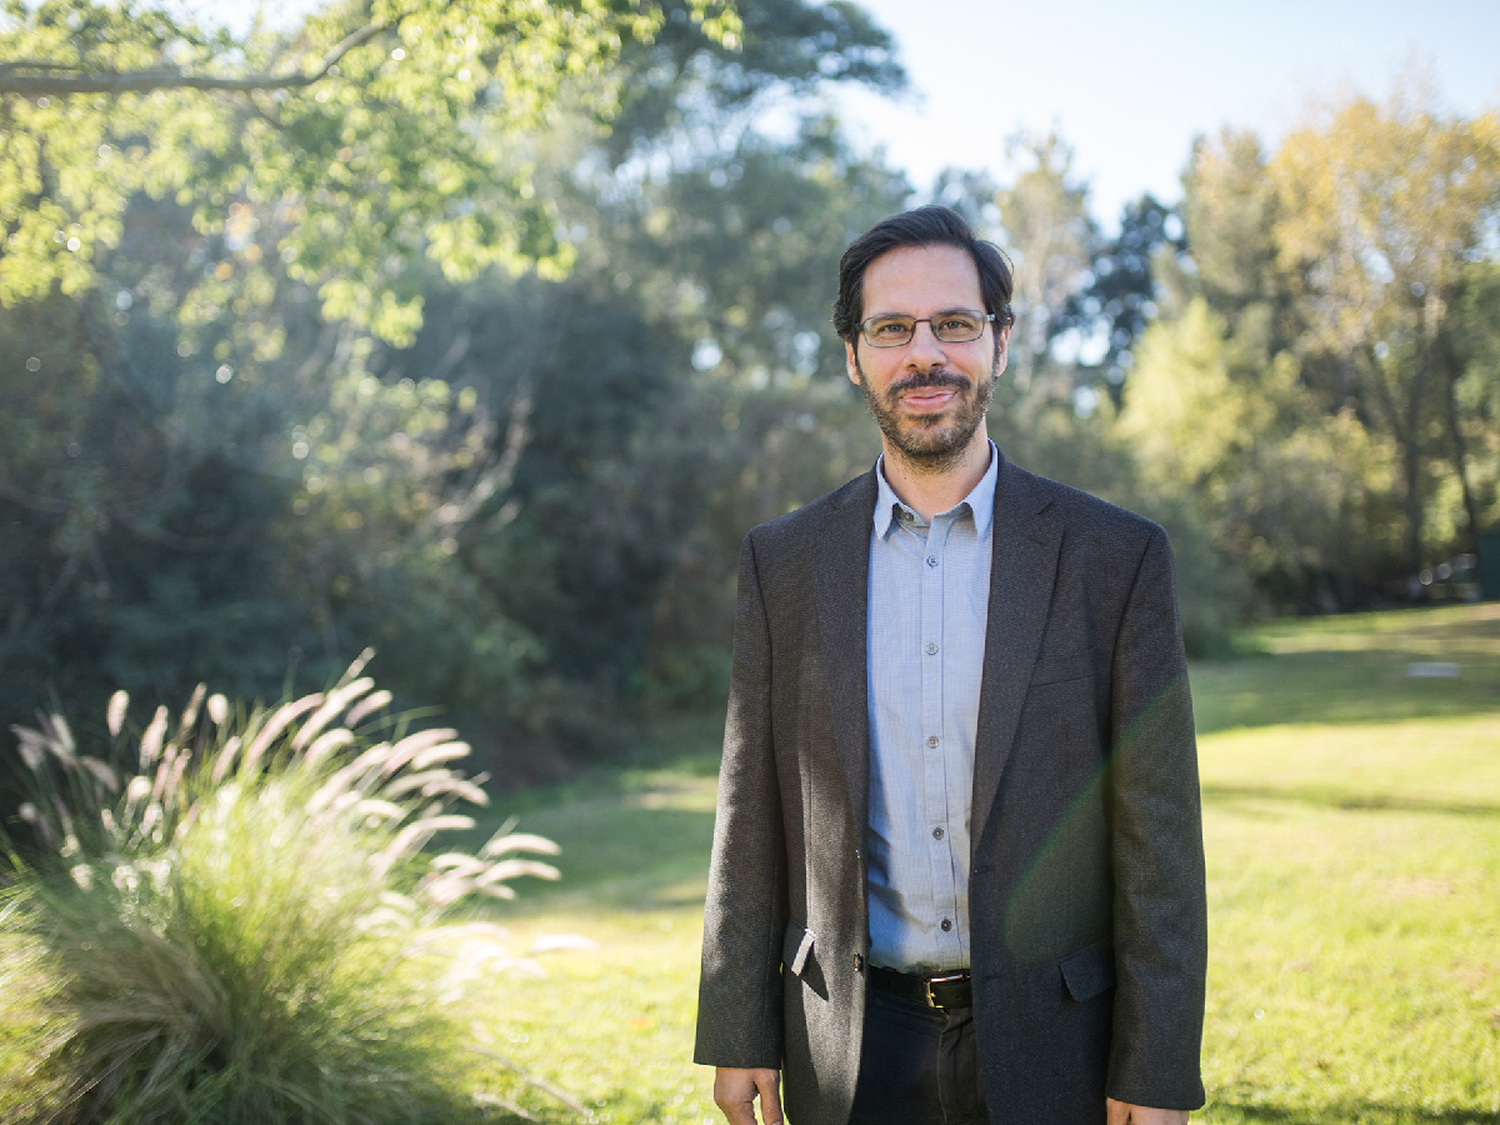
866, 306, 979, 317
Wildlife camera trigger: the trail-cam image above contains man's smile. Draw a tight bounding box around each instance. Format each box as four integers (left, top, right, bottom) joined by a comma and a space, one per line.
886, 370, 972, 418
899, 386, 959, 413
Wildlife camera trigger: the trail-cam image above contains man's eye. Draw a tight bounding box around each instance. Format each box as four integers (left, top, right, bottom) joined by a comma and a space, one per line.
870, 320, 909, 337
938, 315, 978, 334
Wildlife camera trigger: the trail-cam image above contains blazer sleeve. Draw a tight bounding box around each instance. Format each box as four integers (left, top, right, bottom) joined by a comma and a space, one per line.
1105, 525, 1208, 1109
694, 533, 790, 1068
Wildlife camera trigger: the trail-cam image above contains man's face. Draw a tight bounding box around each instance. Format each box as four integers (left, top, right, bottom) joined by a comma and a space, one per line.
844, 244, 1009, 470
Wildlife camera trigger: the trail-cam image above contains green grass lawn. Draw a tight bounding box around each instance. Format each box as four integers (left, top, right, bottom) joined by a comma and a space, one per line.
470, 604, 1500, 1124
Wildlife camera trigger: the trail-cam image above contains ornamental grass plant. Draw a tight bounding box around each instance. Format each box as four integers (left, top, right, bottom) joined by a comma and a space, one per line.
0, 652, 561, 1125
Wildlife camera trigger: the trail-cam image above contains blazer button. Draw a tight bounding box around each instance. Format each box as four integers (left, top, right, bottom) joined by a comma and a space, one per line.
852, 953, 864, 972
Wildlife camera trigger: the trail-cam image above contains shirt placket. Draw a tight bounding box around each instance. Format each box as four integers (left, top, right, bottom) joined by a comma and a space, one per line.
919, 511, 963, 969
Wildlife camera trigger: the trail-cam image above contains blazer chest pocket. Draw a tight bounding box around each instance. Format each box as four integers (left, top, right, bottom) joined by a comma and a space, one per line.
1058, 938, 1114, 1003
1030, 651, 1094, 687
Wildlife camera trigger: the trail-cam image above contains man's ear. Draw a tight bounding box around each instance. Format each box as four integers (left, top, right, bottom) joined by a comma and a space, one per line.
845, 340, 861, 385
994, 325, 1010, 377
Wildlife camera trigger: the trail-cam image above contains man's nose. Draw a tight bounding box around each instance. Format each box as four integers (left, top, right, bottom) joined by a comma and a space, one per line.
906, 320, 947, 364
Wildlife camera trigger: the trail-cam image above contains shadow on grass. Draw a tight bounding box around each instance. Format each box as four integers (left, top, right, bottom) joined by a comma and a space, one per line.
1191, 649, 1500, 735
1192, 605, 1500, 735
1200, 783, 1500, 818
1208, 1101, 1500, 1124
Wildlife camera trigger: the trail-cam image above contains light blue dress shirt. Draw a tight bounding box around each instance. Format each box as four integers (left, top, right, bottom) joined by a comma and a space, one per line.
865, 443, 997, 973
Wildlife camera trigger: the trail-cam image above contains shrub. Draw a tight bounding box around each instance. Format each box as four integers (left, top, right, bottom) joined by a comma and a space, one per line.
0, 653, 561, 1125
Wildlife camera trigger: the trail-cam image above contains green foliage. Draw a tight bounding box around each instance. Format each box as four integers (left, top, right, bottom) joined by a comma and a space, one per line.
1136, 86, 1500, 612
21, 6, 1497, 791
0, 0, 738, 342
1448, 262, 1500, 538
1, 0, 908, 775
1121, 297, 1400, 611
990, 132, 1099, 397
1268, 85, 1500, 570
1060, 192, 1184, 397
602, 0, 902, 163
1162, 129, 1287, 331
0, 661, 563, 1124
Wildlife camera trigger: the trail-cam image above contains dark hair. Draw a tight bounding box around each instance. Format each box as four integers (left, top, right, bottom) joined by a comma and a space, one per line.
832, 205, 1015, 344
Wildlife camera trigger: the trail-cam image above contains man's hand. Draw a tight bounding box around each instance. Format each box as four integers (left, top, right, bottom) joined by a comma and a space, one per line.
714, 1067, 783, 1125
1106, 1098, 1188, 1125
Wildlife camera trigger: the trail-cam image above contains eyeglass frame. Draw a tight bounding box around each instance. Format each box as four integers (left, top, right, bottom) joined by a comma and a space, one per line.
856, 309, 997, 348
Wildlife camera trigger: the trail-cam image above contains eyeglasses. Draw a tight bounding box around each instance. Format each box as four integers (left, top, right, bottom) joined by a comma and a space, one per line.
858, 309, 995, 348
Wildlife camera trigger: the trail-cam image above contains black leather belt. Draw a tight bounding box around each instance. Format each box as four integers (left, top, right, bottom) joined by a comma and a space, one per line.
868, 965, 972, 1010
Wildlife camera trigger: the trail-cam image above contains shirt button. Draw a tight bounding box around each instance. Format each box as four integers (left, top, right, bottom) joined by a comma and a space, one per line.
940, 918, 953, 933
932, 826, 944, 840
925, 643, 938, 655
926, 555, 939, 567
926, 735, 939, 748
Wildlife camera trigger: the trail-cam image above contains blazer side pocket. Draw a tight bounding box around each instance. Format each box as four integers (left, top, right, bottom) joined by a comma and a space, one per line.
1030, 651, 1094, 687
1058, 937, 1115, 1002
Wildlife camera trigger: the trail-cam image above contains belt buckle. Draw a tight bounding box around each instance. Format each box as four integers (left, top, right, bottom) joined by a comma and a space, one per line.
923, 972, 967, 1008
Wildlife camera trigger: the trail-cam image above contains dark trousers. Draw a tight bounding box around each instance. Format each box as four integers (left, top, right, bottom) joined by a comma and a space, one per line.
848, 988, 989, 1125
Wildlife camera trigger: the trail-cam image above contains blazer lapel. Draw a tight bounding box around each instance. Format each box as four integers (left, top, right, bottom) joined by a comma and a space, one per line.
971, 458, 1062, 853
813, 469, 877, 837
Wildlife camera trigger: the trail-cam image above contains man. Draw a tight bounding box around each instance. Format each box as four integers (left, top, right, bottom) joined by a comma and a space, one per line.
695, 206, 1207, 1125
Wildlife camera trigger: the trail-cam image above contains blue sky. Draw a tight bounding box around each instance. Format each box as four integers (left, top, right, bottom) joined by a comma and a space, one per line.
833, 0, 1500, 228
186, 0, 1500, 230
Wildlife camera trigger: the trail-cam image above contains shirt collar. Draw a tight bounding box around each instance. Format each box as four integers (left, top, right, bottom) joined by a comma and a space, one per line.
873, 441, 999, 539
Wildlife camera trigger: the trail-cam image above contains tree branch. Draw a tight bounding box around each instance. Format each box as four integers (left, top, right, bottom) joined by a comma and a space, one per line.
0, 17, 394, 97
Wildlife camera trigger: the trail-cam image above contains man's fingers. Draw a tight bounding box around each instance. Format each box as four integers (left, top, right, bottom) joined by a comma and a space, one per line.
713, 1070, 754, 1125
714, 1067, 780, 1125
754, 1068, 784, 1125
713, 1075, 752, 1125
1106, 1099, 1189, 1125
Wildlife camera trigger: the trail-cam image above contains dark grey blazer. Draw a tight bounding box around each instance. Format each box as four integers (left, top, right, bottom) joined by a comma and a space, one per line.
695, 455, 1207, 1125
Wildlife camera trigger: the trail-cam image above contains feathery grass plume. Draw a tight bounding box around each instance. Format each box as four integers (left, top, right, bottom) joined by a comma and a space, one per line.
345, 688, 395, 728
105, 692, 129, 739
0, 658, 563, 1125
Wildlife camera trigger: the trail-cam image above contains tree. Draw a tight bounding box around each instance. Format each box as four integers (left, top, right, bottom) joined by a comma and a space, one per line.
1164, 130, 1288, 333
1119, 297, 1397, 612
1056, 192, 1184, 405
600, 0, 901, 165
0, 0, 737, 342
1269, 85, 1500, 573
1447, 262, 1500, 538
989, 132, 1099, 397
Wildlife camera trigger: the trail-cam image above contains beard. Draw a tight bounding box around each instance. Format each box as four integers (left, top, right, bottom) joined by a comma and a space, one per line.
856, 357, 998, 474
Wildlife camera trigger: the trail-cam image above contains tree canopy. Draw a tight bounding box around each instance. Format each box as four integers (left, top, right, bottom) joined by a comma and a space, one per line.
0, 0, 738, 341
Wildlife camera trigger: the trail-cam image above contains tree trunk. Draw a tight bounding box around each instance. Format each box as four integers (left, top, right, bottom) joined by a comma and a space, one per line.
1438, 330, 1482, 550
1402, 344, 1429, 584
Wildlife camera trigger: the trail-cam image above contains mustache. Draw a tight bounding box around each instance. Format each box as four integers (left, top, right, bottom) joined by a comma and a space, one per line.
888, 370, 970, 396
